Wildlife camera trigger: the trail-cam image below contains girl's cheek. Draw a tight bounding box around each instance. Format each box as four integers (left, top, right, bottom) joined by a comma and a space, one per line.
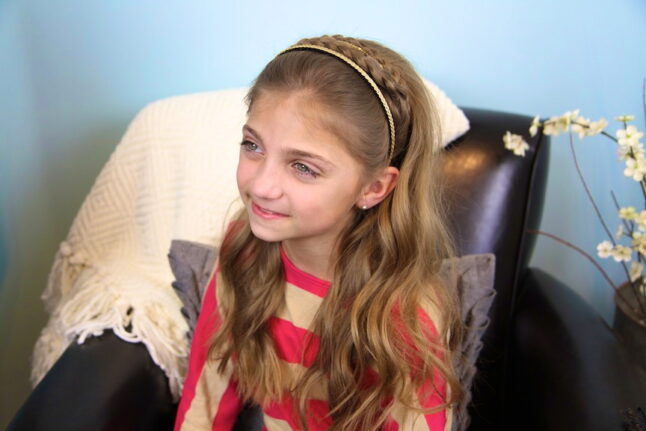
236, 162, 251, 189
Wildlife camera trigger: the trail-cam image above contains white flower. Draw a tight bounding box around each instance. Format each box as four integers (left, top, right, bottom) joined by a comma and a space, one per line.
563, 109, 580, 122
630, 261, 644, 282
543, 110, 580, 136
618, 141, 646, 160
618, 141, 645, 160
616, 224, 625, 239
542, 120, 559, 136
624, 156, 646, 181
542, 120, 558, 136
637, 210, 646, 231
571, 116, 608, 139
503, 131, 530, 156
616, 115, 635, 123
617, 125, 644, 148
633, 142, 646, 159
587, 118, 608, 136
598, 241, 632, 262
571, 116, 590, 139
619, 206, 638, 220
618, 144, 632, 160
633, 232, 646, 255
617, 125, 646, 165
611, 245, 632, 262
597, 240, 614, 258
529, 116, 541, 137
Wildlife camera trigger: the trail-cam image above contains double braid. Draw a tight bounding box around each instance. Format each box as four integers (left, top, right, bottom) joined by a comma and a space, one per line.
282, 35, 412, 165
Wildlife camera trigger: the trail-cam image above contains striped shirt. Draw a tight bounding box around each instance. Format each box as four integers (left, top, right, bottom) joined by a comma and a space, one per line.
175, 246, 451, 431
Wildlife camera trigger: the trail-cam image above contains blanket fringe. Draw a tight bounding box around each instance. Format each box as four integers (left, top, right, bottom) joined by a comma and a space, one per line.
32, 261, 189, 400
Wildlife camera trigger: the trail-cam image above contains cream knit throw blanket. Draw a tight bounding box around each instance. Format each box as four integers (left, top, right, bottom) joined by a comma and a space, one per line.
31, 82, 469, 400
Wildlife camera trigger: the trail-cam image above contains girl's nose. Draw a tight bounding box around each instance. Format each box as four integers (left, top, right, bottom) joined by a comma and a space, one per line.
250, 161, 283, 200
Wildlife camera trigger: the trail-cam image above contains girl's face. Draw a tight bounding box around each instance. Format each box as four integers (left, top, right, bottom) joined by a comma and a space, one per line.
236, 90, 366, 253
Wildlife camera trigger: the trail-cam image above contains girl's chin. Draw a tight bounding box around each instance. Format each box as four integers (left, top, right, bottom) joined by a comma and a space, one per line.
249, 224, 286, 243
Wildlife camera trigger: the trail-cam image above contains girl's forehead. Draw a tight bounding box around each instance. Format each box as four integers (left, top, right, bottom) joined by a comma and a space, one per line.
247, 90, 360, 148
246, 91, 350, 152
249, 89, 321, 120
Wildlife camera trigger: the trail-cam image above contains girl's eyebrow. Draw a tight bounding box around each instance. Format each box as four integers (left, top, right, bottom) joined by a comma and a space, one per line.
285, 149, 335, 169
242, 124, 262, 141
242, 124, 336, 169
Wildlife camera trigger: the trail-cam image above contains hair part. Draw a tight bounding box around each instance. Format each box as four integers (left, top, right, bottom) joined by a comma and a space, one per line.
210, 34, 463, 430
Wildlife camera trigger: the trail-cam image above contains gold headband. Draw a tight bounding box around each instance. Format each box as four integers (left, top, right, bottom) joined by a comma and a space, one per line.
277, 43, 396, 164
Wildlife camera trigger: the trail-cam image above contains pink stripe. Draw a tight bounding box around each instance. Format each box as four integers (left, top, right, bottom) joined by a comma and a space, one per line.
263, 402, 299, 430
174, 274, 221, 430
306, 399, 332, 430
264, 395, 332, 431
423, 409, 446, 430
387, 302, 447, 430
211, 380, 243, 431
267, 316, 319, 366
419, 374, 447, 430
384, 418, 400, 431
280, 246, 330, 297
413, 306, 447, 430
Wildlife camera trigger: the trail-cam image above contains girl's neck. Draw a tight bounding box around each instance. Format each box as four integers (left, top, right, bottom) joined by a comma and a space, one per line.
281, 240, 335, 282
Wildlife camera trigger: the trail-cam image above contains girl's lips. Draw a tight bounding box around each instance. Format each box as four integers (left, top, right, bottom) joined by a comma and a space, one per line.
251, 202, 288, 219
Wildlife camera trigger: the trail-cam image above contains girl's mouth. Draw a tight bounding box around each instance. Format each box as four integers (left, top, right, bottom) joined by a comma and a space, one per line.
251, 202, 288, 219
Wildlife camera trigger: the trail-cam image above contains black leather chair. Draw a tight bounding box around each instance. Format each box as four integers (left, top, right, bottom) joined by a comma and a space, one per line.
8, 107, 646, 430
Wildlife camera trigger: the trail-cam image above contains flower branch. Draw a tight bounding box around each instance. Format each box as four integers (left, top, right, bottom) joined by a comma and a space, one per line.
503, 109, 646, 322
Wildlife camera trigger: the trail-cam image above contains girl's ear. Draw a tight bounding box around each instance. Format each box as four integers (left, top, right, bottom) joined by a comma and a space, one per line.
357, 166, 400, 209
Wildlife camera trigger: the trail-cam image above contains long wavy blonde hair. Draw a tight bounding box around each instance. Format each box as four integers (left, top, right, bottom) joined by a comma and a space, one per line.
210, 34, 463, 430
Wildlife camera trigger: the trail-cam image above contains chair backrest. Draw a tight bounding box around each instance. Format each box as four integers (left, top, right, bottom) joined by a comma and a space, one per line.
443, 108, 550, 429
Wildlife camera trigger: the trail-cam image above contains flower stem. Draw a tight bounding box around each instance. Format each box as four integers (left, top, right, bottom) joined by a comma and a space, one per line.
569, 120, 616, 141
527, 229, 637, 313
568, 133, 616, 245
610, 191, 634, 237
600, 130, 617, 141
568, 134, 646, 317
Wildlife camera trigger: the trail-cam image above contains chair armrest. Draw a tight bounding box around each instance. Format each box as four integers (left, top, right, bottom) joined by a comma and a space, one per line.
7, 330, 177, 431
507, 268, 646, 430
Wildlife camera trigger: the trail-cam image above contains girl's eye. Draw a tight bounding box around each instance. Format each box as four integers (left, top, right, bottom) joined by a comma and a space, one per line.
241, 140, 261, 153
293, 162, 318, 178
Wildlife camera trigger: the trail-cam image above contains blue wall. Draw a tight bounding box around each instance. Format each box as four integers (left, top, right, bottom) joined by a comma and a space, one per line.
1, 0, 645, 425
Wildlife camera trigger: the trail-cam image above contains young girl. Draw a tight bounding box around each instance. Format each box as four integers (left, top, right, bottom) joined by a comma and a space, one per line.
174, 34, 463, 431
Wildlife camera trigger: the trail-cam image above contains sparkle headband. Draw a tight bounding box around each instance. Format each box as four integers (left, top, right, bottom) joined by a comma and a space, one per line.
277, 43, 396, 164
